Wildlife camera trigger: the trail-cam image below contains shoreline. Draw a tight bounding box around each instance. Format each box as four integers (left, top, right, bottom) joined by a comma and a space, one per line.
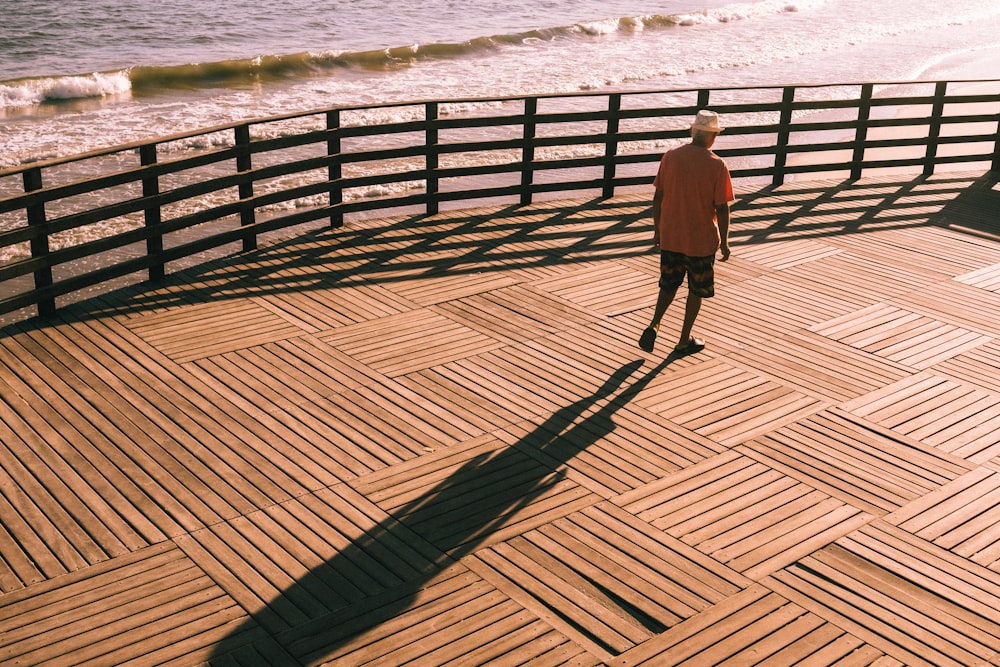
784, 47, 1000, 181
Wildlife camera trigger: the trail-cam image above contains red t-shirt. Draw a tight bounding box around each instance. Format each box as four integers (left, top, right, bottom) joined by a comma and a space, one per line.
653, 143, 734, 257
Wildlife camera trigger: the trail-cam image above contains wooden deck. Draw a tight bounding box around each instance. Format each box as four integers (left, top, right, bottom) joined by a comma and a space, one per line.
1, 170, 1000, 666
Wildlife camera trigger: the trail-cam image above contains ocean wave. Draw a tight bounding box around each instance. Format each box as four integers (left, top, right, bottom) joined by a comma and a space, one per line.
0, 71, 132, 108
0, 0, 830, 109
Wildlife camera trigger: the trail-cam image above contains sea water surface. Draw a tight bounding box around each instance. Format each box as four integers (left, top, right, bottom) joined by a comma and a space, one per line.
3, 0, 999, 170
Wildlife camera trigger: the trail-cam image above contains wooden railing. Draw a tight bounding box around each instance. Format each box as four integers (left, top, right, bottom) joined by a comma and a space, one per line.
1, 79, 998, 321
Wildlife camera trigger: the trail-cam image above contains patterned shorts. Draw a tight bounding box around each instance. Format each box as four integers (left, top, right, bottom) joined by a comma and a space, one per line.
659, 250, 716, 298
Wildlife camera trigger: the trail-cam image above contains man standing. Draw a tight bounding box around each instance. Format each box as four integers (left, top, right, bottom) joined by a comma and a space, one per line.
638, 109, 734, 356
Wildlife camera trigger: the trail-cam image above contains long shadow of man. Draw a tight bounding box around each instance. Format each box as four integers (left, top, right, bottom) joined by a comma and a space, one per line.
210, 354, 677, 664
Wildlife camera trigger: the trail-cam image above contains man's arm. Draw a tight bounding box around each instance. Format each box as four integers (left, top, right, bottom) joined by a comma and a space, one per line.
652, 189, 663, 248
716, 202, 730, 261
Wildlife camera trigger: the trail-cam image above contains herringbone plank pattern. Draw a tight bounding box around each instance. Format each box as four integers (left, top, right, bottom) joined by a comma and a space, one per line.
1, 171, 999, 665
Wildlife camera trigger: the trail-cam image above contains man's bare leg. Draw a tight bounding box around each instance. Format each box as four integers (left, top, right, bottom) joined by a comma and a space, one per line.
675, 292, 705, 353
649, 285, 678, 332
639, 285, 677, 352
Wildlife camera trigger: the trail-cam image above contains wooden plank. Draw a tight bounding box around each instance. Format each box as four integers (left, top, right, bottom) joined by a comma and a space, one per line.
257, 282, 418, 333
695, 288, 809, 347
739, 410, 972, 515
619, 449, 872, 579
500, 403, 723, 498
810, 303, 909, 339
955, 262, 1000, 292
383, 271, 521, 306
431, 283, 596, 345
635, 360, 825, 445
0, 335, 173, 554
632, 359, 749, 415
396, 367, 526, 432
353, 434, 506, 506
767, 521, 1000, 667
0, 414, 113, 583
0, 340, 222, 536
448, 352, 567, 417
125, 298, 304, 364
719, 274, 851, 333
530, 263, 653, 316
609, 584, 888, 666
69, 316, 307, 514
476, 543, 650, 655
825, 227, 988, 280
488, 341, 605, 406
735, 238, 843, 270
431, 356, 548, 421
887, 467, 1000, 570
128, 618, 291, 667
892, 279, 1000, 335
886, 226, 1000, 273
616, 450, 751, 516
185, 347, 420, 470
933, 339, 1000, 392
843, 371, 1000, 463
814, 304, 991, 369
283, 563, 585, 667
0, 542, 248, 667
840, 372, 949, 419
468, 503, 749, 662
727, 329, 912, 402
188, 350, 361, 484
175, 485, 444, 637
437, 614, 600, 667
356, 377, 486, 443
354, 433, 599, 555
317, 307, 503, 376
783, 250, 939, 305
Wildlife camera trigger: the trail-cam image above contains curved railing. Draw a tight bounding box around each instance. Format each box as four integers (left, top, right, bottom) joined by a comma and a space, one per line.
1, 79, 998, 321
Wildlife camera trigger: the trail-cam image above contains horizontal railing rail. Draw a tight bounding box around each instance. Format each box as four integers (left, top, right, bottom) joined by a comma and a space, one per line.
1, 79, 998, 321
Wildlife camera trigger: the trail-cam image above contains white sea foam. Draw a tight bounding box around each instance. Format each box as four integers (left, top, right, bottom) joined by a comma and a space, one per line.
575, 18, 622, 35
0, 71, 132, 109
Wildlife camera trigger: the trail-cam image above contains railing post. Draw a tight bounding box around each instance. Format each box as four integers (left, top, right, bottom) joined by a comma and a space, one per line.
235, 124, 256, 251
924, 81, 948, 176
851, 83, 874, 181
22, 167, 55, 318
993, 114, 1000, 173
697, 89, 710, 110
327, 110, 343, 228
140, 144, 165, 282
772, 86, 796, 187
603, 93, 621, 199
426, 102, 439, 216
521, 97, 537, 206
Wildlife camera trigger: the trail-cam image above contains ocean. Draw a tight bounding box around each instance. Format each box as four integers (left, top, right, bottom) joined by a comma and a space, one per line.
3, 0, 999, 172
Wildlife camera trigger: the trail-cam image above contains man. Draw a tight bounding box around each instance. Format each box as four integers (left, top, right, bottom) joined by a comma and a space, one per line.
638, 109, 734, 356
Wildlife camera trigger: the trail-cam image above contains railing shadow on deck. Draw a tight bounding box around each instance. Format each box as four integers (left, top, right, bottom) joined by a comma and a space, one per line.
0, 194, 653, 330
204, 354, 689, 663
733, 170, 1000, 245
3, 169, 995, 336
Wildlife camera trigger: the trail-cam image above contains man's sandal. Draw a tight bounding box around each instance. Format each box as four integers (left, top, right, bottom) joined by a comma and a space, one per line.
638, 327, 657, 353
672, 337, 706, 356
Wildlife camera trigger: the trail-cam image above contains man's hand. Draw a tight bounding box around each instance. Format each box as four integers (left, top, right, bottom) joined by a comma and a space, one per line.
719, 243, 731, 261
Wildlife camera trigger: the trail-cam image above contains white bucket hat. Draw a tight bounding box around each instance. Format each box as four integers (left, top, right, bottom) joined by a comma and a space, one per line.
691, 109, 723, 133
